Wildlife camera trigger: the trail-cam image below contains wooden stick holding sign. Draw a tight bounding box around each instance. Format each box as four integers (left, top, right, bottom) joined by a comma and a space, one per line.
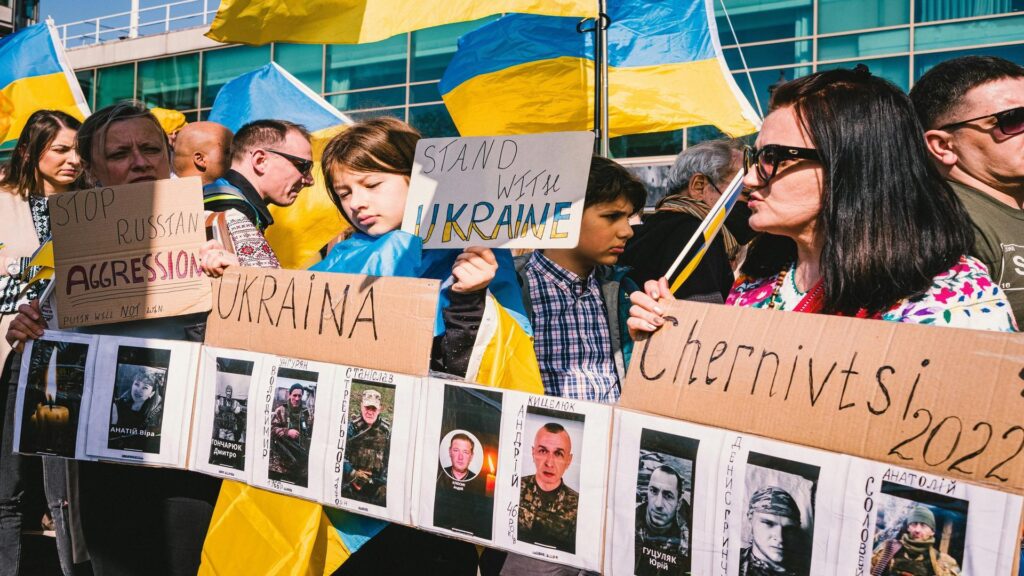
401, 132, 594, 249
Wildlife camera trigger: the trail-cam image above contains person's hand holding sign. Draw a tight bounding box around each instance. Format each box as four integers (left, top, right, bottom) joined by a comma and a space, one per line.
5, 299, 45, 352
627, 277, 673, 340
451, 246, 498, 293
199, 239, 240, 278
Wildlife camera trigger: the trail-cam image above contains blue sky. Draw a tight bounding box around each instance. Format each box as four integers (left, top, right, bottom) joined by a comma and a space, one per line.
40, 0, 220, 26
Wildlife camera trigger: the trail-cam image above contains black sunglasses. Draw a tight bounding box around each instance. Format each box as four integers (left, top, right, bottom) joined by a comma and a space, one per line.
265, 148, 314, 177
939, 106, 1024, 137
743, 144, 820, 183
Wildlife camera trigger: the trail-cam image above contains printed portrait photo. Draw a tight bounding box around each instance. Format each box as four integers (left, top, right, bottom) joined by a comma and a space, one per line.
208, 357, 253, 471
19, 338, 90, 457
870, 481, 968, 576
340, 379, 395, 507
517, 406, 585, 554
634, 429, 698, 576
268, 367, 318, 487
433, 384, 502, 539
107, 345, 170, 454
740, 452, 819, 576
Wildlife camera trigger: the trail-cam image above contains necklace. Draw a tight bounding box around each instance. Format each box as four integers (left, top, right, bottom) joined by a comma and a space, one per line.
767, 264, 790, 310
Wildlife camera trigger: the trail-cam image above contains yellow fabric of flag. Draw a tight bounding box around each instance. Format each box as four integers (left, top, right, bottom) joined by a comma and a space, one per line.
206, 0, 597, 45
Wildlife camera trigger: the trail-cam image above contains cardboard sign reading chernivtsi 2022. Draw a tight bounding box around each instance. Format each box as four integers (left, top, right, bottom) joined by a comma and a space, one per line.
48, 177, 211, 328
400, 132, 595, 249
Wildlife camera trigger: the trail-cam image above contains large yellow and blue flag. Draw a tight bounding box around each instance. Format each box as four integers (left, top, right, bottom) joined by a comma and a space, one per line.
441, 0, 761, 138
0, 21, 89, 145
206, 0, 596, 45
208, 62, 352, 269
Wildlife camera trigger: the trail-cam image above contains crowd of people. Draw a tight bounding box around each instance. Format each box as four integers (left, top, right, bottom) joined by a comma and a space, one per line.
0, 54, 1020, 575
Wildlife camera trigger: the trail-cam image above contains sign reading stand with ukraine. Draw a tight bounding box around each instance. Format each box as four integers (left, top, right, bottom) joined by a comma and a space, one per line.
0, 21, 90, 145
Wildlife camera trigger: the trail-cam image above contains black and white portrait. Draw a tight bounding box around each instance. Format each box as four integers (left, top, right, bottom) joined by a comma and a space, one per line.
634, 429, 698, 576
208, 357, 253, 471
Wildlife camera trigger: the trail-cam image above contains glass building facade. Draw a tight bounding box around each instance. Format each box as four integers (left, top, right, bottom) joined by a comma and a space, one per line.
67, 0, 1024, 161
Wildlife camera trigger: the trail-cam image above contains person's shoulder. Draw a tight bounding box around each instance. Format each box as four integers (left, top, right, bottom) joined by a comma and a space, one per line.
560, 481, 580, 501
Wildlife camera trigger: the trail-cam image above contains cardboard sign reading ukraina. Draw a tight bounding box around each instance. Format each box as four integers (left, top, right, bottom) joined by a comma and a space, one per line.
49, 177, 211, 328
401, 132, 595, 249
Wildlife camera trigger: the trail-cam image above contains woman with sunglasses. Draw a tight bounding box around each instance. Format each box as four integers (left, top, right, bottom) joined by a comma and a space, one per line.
628, 66, 1015, 336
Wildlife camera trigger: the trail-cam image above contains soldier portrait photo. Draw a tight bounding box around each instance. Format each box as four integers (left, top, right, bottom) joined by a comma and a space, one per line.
268, 367, 317, 487
739, 452, 818, 576
341, 380, 395, 507
433, 384, 502, 538
107, 345, 171, 454
634, 429, 698, 576
517, 406, 585, 554
870, 481, 966, 576
19, 337, 90, 457
208, 357, 254, 470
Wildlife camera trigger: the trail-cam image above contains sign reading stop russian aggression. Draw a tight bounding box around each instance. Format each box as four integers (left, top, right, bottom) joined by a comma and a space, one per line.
49, 177, 211, 328
401, 132, 594, 249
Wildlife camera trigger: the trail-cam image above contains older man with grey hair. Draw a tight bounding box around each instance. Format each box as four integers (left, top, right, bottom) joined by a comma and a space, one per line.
621, 139, 755, 301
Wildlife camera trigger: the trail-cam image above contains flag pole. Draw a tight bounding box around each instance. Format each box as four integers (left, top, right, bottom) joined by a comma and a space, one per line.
594, 0, 609, 157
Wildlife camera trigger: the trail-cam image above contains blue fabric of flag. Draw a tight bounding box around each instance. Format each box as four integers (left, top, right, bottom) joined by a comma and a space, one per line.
0, 23, 64, 88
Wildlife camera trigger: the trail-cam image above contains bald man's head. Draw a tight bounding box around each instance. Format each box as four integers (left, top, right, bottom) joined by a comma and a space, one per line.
172, 121, 233, 184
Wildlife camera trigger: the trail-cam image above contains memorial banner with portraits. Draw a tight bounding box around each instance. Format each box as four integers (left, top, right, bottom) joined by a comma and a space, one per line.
190, 347, 264, 482
835, 459, 1022, 576
713, 433, 848, 576
606, 410, 725, 576
84, 335, 199, 467
323, 366, 420, 524
14, 330, 98, 459
250, 356, 334, 501
415, 378, 505, 544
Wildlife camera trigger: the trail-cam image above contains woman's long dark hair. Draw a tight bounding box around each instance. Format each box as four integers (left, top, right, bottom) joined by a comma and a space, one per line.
0, 110, 82, 198
741, 66, 974, 315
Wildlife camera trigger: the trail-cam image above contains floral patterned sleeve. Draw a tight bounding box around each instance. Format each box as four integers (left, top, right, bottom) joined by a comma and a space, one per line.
881, 256, 1017, 332
725, 274, 777, 308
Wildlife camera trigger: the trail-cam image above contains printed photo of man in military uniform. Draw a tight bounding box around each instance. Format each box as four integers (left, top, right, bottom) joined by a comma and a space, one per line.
208, 356, 253, 471
517, 416, 582, 554
633, 429, 698, 576
341, 385, 393, 507
268, 370, 317, 487
869, 482, 968, 576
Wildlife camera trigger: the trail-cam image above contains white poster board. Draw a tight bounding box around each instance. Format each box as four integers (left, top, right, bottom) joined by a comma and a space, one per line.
14, 330, 98, 460
189, 347, 264, 482
713, 434, 847, 576
250, 355, 334, 501
836, 458, 1022, 576
400, 132, 595, 249
85, 335, 199, 467
607, 409, 725, 576
322, 366, 420, 524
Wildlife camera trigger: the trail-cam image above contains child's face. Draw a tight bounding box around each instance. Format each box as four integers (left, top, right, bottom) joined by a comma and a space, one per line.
574, 196, 636, 268
330, 165, 410, 236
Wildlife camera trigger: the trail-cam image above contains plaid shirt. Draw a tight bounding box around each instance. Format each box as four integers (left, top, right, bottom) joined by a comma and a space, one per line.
524, 251, 620, 403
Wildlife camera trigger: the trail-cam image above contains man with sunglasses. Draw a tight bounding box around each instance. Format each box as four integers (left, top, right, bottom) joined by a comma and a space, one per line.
912, 56, 1024, 323
202, 119, 315, 269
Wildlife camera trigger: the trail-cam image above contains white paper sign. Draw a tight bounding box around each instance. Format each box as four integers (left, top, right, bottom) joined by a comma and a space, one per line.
250, 356, 334, 501
401, 132, 595, 249
189, 347, 264, 482
322, 366, 420, 524
85, 335, 200, 467
606, 409, 725, 576
836, 459, 1022, 576
713, 434, 847, 576
14, 330, 99, 460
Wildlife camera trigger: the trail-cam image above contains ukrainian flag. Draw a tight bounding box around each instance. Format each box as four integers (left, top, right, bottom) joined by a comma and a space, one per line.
208, 63, 352, 269
206, 0, 596, 45
441, 0, 761, 138
0, 21, 89, 145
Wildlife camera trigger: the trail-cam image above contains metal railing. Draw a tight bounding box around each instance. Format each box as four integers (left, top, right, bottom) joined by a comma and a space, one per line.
55, 0, 218, 49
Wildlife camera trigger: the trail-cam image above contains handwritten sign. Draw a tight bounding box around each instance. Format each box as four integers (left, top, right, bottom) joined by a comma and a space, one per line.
401, 132, 594, 249
620, 300, 1024, 495
205, 267, 440, 376
49, 177, 211, 328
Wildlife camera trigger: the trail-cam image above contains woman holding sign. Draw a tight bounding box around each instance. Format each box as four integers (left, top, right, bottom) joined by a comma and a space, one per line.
628, 66, 1016, 333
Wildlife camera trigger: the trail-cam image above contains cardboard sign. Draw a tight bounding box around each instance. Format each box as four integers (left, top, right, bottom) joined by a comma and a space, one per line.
205, 267, 440, 376
49, 177, 211, 328
400, 132, 594, 249
620, 300, 1024, 495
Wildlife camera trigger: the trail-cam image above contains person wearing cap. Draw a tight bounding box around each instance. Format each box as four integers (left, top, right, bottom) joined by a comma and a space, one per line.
635, 465, 691, 576
740, 486, 808, 576
342, 389, 391, 506
269, 382, 314, 486
871, 505, 960, 576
